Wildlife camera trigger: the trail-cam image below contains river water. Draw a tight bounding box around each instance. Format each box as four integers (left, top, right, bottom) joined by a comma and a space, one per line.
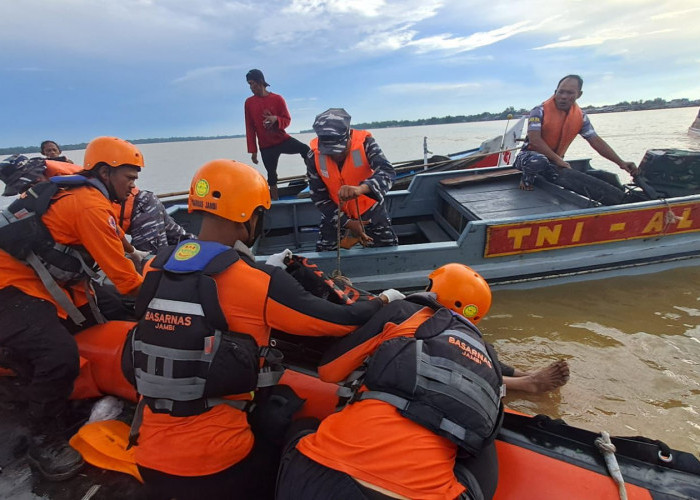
3, 107, 700, 454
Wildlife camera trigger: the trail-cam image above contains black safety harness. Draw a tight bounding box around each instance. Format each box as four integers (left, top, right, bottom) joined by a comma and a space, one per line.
122, 240, 285, 447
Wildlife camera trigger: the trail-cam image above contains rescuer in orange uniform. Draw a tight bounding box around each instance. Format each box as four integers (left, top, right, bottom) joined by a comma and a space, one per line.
122, 159, 400, 500
277, 264, 504, 500
0, 137, 144, 481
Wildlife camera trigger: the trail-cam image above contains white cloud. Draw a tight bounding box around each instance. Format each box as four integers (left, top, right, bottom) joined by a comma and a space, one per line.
171, 66, 239, 84
534, 28, 675, 49
379, 82, 484, 94
407, 21, 539, 54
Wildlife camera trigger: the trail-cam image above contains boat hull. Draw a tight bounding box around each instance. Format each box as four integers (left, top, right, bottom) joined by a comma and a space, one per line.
166, 165, 700, 291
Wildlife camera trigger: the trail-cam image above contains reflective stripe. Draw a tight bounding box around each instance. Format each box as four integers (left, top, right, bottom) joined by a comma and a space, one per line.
443, 329, 492, 361
257, 370, 284, 388
439, 418, 467, 440
135, 368, 205, 401
148, 298, 204, 316
351, 148, 363, 167
319, 156, 330, 177
133, 340, 212, 361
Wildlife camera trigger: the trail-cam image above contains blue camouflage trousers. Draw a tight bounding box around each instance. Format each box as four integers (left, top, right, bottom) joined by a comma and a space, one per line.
514, 150, 559, 188
316, 202, 398, 251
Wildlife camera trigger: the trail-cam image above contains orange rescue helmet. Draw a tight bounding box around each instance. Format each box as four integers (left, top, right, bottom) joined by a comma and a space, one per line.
188, 159, 271, 223
427, 263, 492, 324
83, 136, 144, 170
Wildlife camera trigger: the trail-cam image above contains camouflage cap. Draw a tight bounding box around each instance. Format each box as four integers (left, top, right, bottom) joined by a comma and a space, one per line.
0, 155, 47, 196
313, 108, 351, 155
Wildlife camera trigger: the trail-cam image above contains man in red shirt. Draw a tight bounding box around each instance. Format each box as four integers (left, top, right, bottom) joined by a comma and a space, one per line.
244, 69, 309, 200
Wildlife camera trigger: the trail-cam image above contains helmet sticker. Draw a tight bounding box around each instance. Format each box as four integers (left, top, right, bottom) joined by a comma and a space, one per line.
462, 304, 478, 318
195, 179, 210, 197
174, 242, 201, 260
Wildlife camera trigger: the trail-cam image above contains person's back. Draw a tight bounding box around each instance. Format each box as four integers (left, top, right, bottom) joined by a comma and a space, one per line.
278, 264, 503, 500
123, 159, 392, 500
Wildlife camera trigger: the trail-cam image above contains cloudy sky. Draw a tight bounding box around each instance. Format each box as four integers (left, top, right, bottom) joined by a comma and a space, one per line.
1, 0, 698, 148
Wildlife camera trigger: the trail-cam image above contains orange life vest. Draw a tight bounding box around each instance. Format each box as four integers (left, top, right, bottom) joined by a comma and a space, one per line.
44, 160, 82, 177
114, 187, 139, 233
311, 130, 375, 219
541, 97, 584, 157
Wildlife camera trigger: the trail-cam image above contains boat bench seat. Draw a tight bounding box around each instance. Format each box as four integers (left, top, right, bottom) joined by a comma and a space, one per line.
415, 220, 452, 242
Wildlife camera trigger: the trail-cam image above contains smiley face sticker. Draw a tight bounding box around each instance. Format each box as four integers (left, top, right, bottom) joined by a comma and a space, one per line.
462, 304, 479, 319
174, 242, 201, 261
195, 179, 210, 197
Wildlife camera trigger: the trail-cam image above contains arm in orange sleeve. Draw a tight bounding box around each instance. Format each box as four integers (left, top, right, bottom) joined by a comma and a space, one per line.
263, 265, 382, 338
316, 301, 427, 382
74, 201, 143, 295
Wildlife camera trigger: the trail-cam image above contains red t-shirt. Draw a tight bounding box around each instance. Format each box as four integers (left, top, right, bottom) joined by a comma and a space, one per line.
244, 92, 292, 152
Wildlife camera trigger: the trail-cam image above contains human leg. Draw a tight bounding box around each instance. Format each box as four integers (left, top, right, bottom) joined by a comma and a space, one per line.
363, 204, 398, 248
138, 432, 280, 500
503, 360, 570, 393
554, 168, 625, 205
276, 448, 394, 500
277, 136, 311, 159
260, 145, 283, 199
454, 441, 498, 500
316, 213, 340, 251
514, 151, 556, 190
0, 287, 83, 480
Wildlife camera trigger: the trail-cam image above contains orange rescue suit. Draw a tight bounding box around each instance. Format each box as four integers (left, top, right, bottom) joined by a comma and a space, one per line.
0, 185, 143, 318
311, 129, 375, 219
540, 96, 584, 157
133, 245, 382, 477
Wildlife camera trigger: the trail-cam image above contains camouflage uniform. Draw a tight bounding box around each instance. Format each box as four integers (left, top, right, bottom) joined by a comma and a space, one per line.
306, 108, 398, 252
128, 190, 195, 253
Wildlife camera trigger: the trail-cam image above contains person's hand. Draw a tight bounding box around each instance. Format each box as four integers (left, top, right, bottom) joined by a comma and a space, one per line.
338, 185, 367, 202
251, 152, 258, 165
265, 248, 292, 268
263, 110, 277, 129
344, 219, 373, 246
619, 161, 638, 176
127, 248, 151, 266
555, 159, 571, 169
379, 289, 405, 304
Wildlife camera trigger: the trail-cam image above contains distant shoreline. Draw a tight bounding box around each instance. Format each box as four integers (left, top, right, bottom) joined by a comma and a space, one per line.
2, 98, 698, 155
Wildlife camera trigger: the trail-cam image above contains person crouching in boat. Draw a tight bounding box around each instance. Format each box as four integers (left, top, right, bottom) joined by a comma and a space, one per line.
116, 188, 195, 257
515, 74, 637, 204
0, 137, 144, 481
307, 108, 399, 250
121, 159, 402, 500
277, 263, 504, 500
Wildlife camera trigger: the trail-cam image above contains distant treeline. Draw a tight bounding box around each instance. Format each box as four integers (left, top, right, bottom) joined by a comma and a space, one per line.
341, 97, 700, 132
2, 98, 697, 155
1, 134, 244, 156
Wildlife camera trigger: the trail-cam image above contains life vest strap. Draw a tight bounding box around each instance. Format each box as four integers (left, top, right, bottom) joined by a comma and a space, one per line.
25, 251, 87, 325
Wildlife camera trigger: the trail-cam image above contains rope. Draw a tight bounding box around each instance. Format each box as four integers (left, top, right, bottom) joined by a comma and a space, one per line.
661, 198, 680, 236
594, 431, 628, 500
332, 205, 342, 278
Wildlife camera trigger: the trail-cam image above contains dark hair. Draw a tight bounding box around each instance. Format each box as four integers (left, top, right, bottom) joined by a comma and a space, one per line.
40, 140, 61, 155
557, 74, 583, 91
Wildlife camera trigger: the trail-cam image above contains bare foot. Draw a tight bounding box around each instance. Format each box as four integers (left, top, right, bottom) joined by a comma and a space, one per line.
504, 360, 570, 394
519, 180, 533, 191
